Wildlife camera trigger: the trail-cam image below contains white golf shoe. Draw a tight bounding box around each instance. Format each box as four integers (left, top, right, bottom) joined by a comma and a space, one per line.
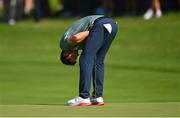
143, 9, 153, 20
155, 10, 162, 18
91, 97, 104, 106
67, 96, 91, 106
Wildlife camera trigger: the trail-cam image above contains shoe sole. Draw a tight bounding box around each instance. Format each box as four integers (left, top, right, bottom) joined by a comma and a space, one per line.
78, 103, 92, 106
91, 102, 104, 106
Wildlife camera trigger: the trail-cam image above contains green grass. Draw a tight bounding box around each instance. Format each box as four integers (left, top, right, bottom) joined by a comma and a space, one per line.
0, 13, 180, 116
0, 102, 179, 117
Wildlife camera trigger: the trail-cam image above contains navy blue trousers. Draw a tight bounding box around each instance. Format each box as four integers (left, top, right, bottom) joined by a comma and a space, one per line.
79, 17, 118, 98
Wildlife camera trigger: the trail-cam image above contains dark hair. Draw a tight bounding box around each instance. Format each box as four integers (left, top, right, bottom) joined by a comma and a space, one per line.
60, 51, 76, 65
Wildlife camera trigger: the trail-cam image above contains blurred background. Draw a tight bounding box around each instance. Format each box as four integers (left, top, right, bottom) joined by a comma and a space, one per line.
0, 0, 180, 25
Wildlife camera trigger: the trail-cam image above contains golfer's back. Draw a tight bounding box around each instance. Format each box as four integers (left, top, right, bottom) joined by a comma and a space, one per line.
60, 15, 104, 50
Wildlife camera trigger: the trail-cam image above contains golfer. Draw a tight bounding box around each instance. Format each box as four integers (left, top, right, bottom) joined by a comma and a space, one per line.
60, 15, 118, 106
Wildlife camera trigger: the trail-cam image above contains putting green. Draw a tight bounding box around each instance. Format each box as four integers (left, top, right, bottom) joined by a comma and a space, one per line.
0, 102, 179, 117
0, 13, 180, 117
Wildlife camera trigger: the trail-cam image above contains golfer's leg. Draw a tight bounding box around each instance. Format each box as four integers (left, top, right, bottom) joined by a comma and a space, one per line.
79, 23, 105, 98
93, 22, 118, 97
93, 40, 112, 98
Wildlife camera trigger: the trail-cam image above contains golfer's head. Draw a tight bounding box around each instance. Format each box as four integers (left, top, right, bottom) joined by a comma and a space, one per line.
60, 50, 79, 65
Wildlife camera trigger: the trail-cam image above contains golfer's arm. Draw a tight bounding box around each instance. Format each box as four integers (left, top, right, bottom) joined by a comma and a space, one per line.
68, 31, 90, 45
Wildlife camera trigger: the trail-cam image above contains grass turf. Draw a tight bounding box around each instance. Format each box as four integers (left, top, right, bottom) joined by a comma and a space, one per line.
0, 13, 180, 116
0, 102, 179, 117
